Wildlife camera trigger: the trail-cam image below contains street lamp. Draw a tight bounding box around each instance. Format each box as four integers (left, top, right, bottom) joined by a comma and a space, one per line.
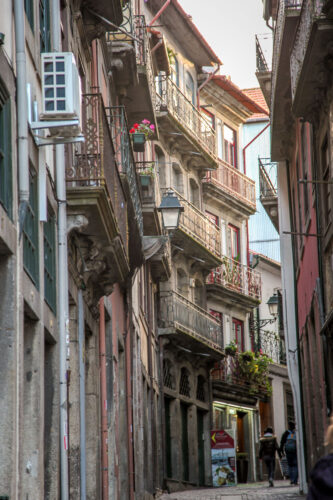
158, 189, 184, 231
267, 293, 279, 319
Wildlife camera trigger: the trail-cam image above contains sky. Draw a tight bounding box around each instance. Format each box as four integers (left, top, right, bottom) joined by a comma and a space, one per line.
179, 0, 271, 90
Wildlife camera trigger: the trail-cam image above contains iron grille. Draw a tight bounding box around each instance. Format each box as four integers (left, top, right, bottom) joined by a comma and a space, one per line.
163, 359, 174, 389
179, 367, 190, 397
196, 375, 206, 402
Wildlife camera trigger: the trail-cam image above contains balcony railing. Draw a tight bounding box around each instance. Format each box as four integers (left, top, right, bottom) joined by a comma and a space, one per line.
163, 188, 221, 259
156, 77, 216, 162
159, 291, 223, 349
66, 92, 128, 248
259, 158, 277, 199
107, 105, 143, 239
211, 353, 269, 396
107, 11, 156, 110
207, 256, 262, 301
136, 161, 162, 208
204, 159, 256, 210
256, 33, 272, 72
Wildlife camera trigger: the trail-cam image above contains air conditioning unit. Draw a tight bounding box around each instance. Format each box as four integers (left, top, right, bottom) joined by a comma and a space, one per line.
41, 52, 81, 137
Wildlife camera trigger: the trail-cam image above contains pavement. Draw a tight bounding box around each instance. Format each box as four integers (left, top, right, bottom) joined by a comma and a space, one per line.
159, 480, 305, 500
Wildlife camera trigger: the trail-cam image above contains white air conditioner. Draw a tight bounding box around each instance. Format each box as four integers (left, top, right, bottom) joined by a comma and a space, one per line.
41, 52, 81, 134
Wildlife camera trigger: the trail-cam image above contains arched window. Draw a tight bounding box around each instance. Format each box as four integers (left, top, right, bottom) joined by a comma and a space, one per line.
179, 367, 191, 397
193, 279, 204, 308
163, 359, 174, 389
196, 375, 206, 402
171, 56, 179, 87
172, 163, 183, 194
189, 178, 199, 207
155, 146, 166, 187
177, 268, 188, 297
185, 71, 195, 105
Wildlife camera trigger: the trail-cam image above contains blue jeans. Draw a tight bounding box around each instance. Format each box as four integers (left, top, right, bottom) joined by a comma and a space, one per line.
286, 452, 298, 484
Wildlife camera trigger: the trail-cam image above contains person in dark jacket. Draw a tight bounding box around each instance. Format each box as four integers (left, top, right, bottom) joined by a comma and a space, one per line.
259, 426, 282, 487
307, 417, 333, 499
280, 421, 298, 485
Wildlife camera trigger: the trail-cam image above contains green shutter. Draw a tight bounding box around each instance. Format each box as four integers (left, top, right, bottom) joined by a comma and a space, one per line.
25, 0, 34, 31
44, 206, 56, 312
23, 169, 39, 287
40, 0, 51, 52
0, 98, 12, 218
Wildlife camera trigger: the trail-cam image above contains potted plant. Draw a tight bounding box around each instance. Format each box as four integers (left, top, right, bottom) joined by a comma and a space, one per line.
225, 341, 237, 356
129, 119, 155, 152
139, 163, 155, 186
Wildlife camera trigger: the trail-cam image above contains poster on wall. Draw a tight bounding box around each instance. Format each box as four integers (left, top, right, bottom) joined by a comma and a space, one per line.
211, 429, 237, 487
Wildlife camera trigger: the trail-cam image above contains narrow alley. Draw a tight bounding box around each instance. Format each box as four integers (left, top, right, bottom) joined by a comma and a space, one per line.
160, 481, 304, 500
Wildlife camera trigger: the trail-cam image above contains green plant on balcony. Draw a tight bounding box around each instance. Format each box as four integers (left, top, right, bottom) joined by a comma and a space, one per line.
238, 350, 272, 396
138, 162, 155, 186
225, 340, 238, 356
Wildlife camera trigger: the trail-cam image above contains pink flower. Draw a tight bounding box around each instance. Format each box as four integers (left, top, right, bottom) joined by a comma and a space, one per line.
142, 119, 150, 124
259, 348, 263, 355
150, 124, 155, 130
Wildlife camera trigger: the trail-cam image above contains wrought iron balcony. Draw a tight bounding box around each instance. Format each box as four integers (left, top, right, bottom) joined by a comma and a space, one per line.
156, 77, 217, 168
207, 256, 262, 304
259, 158, 279, 231
256, 34, 272, 73
158, 291, 224, 354
136, 161, 162, 235
108, 106, 144, 244
203, 159, 256, 215
66, 92, 128, 250
107, 11, 156, 125
211, 353, 270, 399
162, 188, 221, 266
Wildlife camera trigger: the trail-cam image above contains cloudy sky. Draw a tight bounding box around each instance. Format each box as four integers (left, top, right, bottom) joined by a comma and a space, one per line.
179, 0, 271, 90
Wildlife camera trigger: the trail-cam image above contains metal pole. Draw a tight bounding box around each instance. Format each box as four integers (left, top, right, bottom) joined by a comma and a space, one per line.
78, 290, 86, 500
99, 298, 109, 500
51, 2, 70, 498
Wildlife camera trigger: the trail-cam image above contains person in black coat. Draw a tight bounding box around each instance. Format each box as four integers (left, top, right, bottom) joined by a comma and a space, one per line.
307, 417, 333, 499
259, 426, 282, 487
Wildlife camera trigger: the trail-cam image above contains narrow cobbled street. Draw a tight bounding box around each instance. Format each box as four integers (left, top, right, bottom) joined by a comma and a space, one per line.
160, 481, 305, 500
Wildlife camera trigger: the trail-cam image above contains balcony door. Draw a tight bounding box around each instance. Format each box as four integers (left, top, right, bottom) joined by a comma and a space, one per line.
224, 124, 237, 167
232, 318, 244, 351
228, 224, 240, 261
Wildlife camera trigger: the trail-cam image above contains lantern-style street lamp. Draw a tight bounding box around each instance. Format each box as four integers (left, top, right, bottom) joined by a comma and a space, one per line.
158, 190, 184, 231
267, 293, 279, 319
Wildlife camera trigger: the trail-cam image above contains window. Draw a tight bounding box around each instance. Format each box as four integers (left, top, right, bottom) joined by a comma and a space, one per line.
228, 224, 240, 261
172, 164, 183, 193
196, 375, 206, 402
0, 89, 12, 218
40, 0, 50, 52
44, 205, 56, 312
163, 359, 174, 389
301, 123, 309, 219
25, 0, 34, 31
185, 71, 195, 105
189, 178, 199, 207
224, 124, 237, 167
23, 168, 39, 287
217, 119, 223, 159
201, 108, 215, 129
179, 367, 191, 397
170, 55, 179, 87
232, 318, 244, 351
321, 137, 331, 230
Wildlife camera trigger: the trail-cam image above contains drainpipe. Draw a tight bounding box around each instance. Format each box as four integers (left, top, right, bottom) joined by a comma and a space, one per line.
125, 288, 135, 500
51, 1, 70, 498
99, 298, 109, 500
14, 0, 29, 230
148, 0, 172, 26
78, 290, 87, 500
197, 64, 220, 109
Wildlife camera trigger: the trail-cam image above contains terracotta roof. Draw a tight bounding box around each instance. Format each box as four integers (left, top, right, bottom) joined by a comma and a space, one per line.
242, 87, 270, 121
211, 76, 269, 116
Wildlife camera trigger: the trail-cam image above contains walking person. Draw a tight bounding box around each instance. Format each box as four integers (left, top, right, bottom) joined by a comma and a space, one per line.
307, 416, 333, 499
280, 421, 298, 485
259, 426, 282, 487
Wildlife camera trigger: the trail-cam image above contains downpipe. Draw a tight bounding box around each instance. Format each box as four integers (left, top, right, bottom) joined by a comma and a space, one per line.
99, 298, 109, 500
78, 290, 86, 500
51, 0, 70, 498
